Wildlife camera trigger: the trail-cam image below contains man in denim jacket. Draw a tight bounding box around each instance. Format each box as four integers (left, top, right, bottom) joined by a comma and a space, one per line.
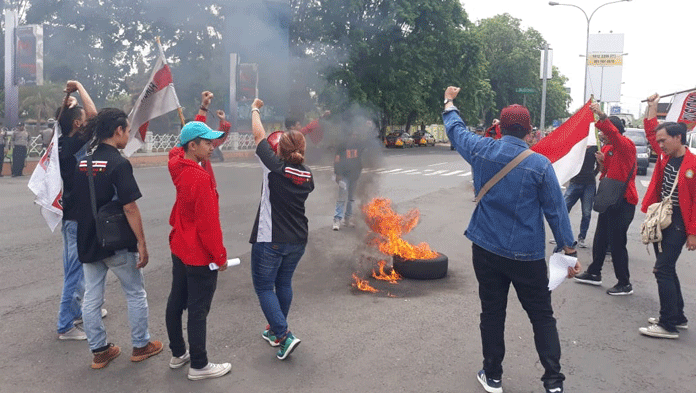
443, 86, 580, 393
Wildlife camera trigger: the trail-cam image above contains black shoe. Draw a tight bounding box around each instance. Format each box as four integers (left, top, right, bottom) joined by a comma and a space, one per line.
607, 283, 633, 296
574, 271, 602, 286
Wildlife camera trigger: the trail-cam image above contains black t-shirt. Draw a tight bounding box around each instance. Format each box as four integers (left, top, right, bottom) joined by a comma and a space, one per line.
662, 155, 684, 207
249, 140, 315, 244
334, 138, 365, 177
569, 145, 598, 185
59, 134, 89, 220
72, 144, 142, 263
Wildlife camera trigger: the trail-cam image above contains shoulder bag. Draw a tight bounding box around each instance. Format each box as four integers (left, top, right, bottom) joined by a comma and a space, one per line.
640, 171, 679, 252
474, 149, 534, 204
593, 162, 635, 213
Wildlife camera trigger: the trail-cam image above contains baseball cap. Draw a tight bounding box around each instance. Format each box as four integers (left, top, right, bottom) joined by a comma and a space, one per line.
177, 121, 224, 147
267, 130, 283, 153
499, 104, 532, 132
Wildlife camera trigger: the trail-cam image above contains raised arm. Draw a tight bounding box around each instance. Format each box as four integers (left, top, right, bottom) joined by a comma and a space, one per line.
198, 91, 213, 119
644, 93, 662, 155
65, 81, 97, 119
251, 98, 266, 145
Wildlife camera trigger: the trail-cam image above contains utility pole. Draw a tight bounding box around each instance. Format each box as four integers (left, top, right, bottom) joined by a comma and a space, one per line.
540, 43, 549, 131
4, 9, 20, 128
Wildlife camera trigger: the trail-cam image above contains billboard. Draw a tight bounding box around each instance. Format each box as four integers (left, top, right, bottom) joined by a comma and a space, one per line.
15, 25, 44, 86
585, 33, 623, 102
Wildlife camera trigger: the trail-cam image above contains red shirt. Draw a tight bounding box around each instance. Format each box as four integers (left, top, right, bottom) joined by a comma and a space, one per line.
168, 148, 226, 267
300, 119, 323, 144
642, 117, 696, 236
596, 119, 638, 205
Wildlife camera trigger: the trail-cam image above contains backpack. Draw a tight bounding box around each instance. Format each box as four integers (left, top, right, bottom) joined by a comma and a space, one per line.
640, 172, 678, 253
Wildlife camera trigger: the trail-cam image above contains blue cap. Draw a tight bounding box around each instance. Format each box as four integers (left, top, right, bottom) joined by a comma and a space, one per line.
177, 121, 224, 147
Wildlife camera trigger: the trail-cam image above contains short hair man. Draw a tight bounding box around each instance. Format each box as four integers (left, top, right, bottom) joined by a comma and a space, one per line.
443, 86, 580, 393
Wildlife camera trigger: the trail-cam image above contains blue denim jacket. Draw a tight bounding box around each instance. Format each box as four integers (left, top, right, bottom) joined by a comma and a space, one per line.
443, 108, 574, 261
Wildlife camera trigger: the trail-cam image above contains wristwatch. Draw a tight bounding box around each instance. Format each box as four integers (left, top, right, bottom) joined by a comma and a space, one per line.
444, 98, 453, 105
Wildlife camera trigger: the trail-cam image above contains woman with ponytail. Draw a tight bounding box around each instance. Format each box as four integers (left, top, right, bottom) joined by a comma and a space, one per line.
248, 98, 314, 361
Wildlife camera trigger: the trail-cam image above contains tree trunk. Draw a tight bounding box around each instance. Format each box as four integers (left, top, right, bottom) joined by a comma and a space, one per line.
404, 110, 417, 134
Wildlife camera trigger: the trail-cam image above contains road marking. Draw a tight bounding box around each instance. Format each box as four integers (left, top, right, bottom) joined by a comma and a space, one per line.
394, 169, 418, 174
424, 170, 448, 176
406, 171, 423, 175
457, 171, 472, 177
378, 168, 404, 174
441, 170, 465, 176
428, 162, 448, 167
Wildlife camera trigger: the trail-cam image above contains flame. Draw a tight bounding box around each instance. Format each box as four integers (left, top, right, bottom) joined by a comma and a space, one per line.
362, 198, 438, 259
352, 273, 379, 293
371, 260, 402, 284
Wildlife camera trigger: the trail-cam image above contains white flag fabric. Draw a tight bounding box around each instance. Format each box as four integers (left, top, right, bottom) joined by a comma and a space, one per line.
27, 123, 63, 231
665, 91, 696, 130
123, 42, 181, 157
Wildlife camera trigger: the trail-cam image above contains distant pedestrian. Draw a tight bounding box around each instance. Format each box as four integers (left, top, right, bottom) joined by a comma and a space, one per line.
11, 123, 28, 177
0, 128, 7, 176
41, 119, 55, 151
574, 103, 637, 296
250, 97, 315, 360
638, 93, 696, 339
166, 120, 232, 380
71, 108, 162, 369
443, 86, 580, 393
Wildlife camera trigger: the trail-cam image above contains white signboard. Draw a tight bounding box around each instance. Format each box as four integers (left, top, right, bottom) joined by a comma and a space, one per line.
585, 34, 624, 102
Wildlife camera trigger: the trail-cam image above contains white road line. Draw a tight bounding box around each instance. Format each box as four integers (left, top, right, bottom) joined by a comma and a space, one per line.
378, 168, 404, 174
441, 170, 465, 176
424, 170, 448, 176
457, 171, 472, 177
406, 171, 423, 175
428, 162, 448, 167
394, 169, 418, 174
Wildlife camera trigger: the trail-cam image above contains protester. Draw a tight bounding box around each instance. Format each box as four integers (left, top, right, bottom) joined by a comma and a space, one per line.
332, 119, 370, 231
285, 110, 330, 145
574, 103, 637, 296
249, 98, 315, 360
41, 119, 54, 151
165, 120, 232, 380
71, 108, 162, 369
638, 93, 696, 339
54, 81, 104, 341
210, 110, 231, 162
11, 123, 28, 177
443, 86, 580, 393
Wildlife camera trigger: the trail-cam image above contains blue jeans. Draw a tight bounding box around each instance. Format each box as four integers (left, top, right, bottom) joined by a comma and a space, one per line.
82, 250, 150, 352
251, 242, 306, 339
334, 175, 358, 220
563, 182, 595, 240
57, 220, 85, 334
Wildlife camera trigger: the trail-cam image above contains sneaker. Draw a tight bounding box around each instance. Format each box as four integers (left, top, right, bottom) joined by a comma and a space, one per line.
639, 324, 679, 339
58, 326, 87, 341
577, 238, 587, 248
262, 325, 280, 347
476, 369, 502, 393
188, 362, 232, 380
332, 218, 340, 231
276, 332, 301, 360
546, 388, 564, 393
606, 283, 633, 296
130, 340, 164, 362
169, 350, 190, 369
91, 343, 121, 369
74, 308, 108, 325
648, 317, 688, 330
574, 271, 602, 286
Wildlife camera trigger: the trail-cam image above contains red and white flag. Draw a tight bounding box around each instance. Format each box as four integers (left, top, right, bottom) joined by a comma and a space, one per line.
666, 91, 696, 130
28, 123, 63, 231
531, 100, 595, 185
123, 41, 181, 156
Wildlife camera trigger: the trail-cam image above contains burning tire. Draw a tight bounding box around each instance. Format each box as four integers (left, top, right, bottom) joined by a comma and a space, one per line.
392, 253, 448, 280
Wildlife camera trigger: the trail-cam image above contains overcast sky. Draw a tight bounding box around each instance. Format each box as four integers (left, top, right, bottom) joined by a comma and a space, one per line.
462, 0, 694, 116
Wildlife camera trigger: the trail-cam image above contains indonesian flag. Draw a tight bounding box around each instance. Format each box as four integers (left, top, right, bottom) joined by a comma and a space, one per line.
123, 41, 181, 156
27, 122, 63, 231
666, 91, 696, 130
531, 100, 595, 185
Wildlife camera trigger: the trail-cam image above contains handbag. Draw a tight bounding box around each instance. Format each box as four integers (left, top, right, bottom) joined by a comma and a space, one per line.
640, 171, 679, 252
593, 162, 635, 213
87, 155, 137, 251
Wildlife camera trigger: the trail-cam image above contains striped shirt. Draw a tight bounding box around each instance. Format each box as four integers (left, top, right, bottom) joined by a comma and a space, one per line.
662, 155, 684, 206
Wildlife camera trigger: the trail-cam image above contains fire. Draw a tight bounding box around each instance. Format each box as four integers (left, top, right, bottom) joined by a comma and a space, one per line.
371, 260, 402, 284
352, 273, 379, 293
362, 198, 438, 259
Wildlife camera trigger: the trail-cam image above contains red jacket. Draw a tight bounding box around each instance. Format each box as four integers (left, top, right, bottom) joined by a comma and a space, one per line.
168, 147, 226, 267
642, 117, 696, 236
596, 118, 638, 205
300, 118, 324, 144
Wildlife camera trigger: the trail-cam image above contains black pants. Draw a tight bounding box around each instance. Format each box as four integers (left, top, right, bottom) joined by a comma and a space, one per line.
11, 145, 26, 176
653, 210, 688, 332
165, 254, 218, 369
588, 198, 635, 285
472, 244, 564, 390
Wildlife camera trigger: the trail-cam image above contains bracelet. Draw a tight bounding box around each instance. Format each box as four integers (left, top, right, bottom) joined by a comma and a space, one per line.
200, 106, 208, 112
251, 108, 260, 113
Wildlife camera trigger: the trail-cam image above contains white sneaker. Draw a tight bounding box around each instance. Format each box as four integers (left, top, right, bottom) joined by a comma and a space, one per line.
648, 317, 688, 329
639, 324, 679, 339
169, 350, 190, 369
188, 362, 232, 380
74, 308, 108, 325
577, 238, 587, 248
332, 218, 340, 231
58, 326, 87, 340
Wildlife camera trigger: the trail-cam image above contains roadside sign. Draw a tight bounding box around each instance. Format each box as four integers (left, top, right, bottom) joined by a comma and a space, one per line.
516, 88, 535, 94
552, 120, 561, 128
610, 106, 621, 115
586, 53, 623, 67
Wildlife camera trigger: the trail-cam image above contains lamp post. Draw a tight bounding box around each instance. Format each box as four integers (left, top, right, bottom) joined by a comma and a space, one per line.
548, 0, 631, 103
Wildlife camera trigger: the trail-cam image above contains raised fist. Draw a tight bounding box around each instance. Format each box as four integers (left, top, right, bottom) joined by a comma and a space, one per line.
445, 86, 461, 101
201, 91, 214, 107
216, 110, 226, 120
252, 98, 264, 110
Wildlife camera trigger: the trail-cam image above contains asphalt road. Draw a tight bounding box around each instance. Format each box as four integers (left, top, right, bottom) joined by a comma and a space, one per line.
0, 144, 694, 393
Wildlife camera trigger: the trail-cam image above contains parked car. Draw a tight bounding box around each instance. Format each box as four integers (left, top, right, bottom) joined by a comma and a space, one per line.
385, 131, 415, 148
412, 131, 435, 147
624, 128, 649, 175
687, 131, 696, 155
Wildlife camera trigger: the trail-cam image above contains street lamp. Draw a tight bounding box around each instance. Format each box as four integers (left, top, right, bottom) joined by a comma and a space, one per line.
548, 0, 631, 103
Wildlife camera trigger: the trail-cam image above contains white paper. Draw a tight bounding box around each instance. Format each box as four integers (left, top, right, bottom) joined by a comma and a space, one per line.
548, 253, 577, 291
209, 258, 241, 271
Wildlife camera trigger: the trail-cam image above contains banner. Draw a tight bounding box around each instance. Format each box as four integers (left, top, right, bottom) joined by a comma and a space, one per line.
27, 123, 63, 231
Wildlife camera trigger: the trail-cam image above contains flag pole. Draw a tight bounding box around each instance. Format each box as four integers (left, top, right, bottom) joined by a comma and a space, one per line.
155, 36, 186, 127
640, 87, 696, 102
